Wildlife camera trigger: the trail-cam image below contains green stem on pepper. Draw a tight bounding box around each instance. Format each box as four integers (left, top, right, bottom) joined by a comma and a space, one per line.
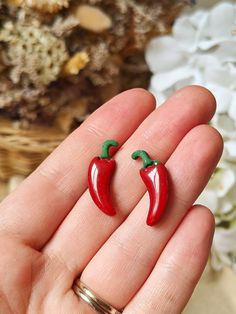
100, 139, 118, 159
132, 150, 160, 168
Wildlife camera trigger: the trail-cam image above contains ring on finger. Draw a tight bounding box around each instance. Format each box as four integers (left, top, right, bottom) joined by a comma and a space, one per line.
73, 279, 123, 314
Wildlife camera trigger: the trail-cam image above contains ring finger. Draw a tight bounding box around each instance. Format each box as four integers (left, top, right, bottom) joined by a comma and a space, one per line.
124, 206, 215, 314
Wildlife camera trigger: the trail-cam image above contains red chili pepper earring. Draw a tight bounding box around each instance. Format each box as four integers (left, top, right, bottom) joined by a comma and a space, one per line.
88, 139, 118, 216
132, 150, 168, 226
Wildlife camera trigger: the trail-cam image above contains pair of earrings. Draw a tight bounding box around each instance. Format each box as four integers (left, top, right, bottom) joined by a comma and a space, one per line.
88, 140, 168, 226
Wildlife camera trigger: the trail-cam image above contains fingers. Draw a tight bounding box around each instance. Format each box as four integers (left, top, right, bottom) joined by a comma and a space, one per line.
79, 124, 222, 309
44, 86, 217, 275
0, 89, 155, 249
124, 206, 215, 314
0, 233, 41, 313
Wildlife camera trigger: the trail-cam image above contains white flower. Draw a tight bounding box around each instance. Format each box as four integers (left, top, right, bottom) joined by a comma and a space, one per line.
146, 1, 236, 271
207, 167, 235, 198
198, 3, 235, 49
214, 226, 236, 253
225, 141, 236, 161
197, 189, 218, 213
197, 165, 236, 220
212, 226, 236, 272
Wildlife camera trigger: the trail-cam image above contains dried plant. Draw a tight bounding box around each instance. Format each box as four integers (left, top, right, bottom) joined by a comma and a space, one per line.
0, 19, 68, 87
0, 0, 189, 126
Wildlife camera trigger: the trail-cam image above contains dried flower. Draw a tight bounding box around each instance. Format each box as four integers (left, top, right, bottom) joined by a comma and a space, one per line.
20, 0, 70, 13
0, 19, 69, 88
62, 52, 90, 75
52, 15, 80, 37
74, 4, 112, 33
84, 42, 119, 85
0, 88, 24, 109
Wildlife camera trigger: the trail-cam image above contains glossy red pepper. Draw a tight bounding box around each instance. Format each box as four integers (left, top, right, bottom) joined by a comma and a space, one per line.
88, 139, 118, 216
132, 150, 168, 226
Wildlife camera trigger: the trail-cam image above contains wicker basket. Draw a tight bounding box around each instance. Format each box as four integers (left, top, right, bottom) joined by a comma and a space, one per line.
0, 117, 66, 180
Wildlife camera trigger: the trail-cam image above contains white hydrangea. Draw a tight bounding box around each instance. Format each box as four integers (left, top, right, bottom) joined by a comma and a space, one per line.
145, 2, 236, 271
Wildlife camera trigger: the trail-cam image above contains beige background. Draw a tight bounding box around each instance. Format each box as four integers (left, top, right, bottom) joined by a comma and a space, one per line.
184, 265, 236, 313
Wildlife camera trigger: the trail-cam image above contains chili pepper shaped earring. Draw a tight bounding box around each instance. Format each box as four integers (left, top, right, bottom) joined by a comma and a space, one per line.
88, 139, 118, 216
132, 150, 168, 226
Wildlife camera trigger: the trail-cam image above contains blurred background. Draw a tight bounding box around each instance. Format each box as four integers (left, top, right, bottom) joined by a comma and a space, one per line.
0, 0, 235, 313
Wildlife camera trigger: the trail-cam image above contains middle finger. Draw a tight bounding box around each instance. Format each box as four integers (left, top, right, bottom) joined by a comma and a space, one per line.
44, 86, 216, 276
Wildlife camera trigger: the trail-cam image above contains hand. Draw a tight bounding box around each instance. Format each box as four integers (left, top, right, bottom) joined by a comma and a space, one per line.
0, 87, 223, 314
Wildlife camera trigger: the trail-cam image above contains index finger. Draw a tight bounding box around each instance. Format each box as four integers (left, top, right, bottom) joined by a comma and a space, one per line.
0, 89, 156, 249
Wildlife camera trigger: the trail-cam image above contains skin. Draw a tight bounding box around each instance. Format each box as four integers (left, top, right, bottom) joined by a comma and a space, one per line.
0, 86, 223, 314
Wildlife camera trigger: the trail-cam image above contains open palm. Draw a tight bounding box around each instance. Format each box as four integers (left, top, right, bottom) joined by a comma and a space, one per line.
0, 87, 223, 314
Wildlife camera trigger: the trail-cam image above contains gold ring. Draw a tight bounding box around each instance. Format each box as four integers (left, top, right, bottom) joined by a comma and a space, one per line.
73, 279, 123, 314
